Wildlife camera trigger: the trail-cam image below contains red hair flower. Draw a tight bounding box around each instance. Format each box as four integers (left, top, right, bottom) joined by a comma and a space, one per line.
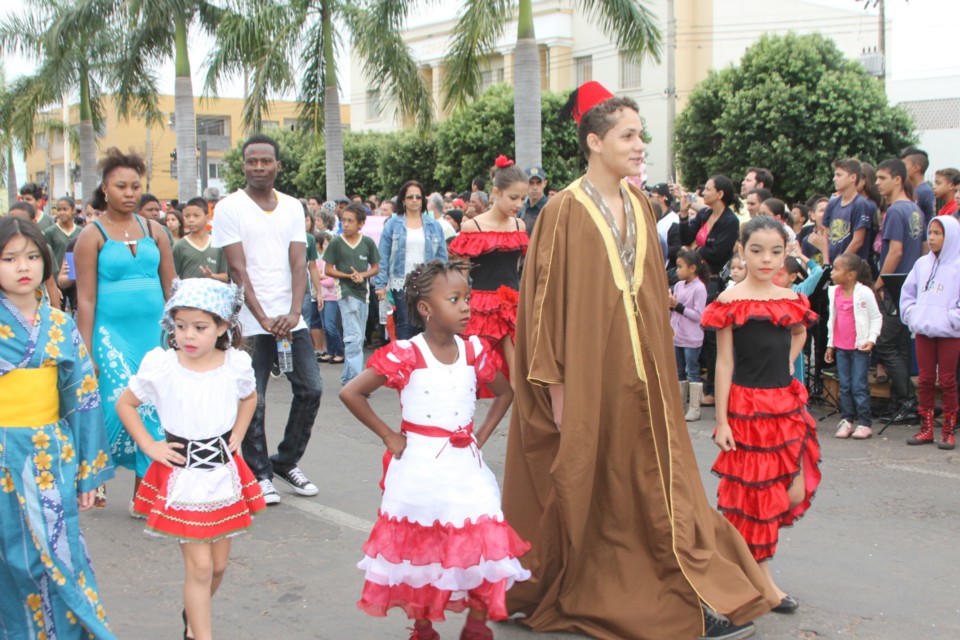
494, 154, 514, 168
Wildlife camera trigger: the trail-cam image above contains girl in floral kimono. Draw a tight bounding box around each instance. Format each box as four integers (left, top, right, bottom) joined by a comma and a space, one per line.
0, 217, 116, 639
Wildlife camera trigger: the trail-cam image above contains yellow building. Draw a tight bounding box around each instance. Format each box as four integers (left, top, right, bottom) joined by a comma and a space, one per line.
25, 95, 351, 202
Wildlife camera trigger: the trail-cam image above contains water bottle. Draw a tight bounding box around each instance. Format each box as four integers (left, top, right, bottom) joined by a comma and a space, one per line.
276, 338, 294, 373
379, 299, 392, 325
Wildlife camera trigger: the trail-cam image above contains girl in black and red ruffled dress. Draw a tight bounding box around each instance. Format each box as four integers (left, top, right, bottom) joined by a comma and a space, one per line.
701, 217, 821, 616
448, 156, 529, 392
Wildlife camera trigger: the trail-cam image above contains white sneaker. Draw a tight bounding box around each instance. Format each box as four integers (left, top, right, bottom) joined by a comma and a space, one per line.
258, 478, 282, 505
834, 419, 855, 439
274, 466, 319, 496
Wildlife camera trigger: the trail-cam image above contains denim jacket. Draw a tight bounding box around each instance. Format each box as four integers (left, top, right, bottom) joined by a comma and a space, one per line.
374, 214, 448, 291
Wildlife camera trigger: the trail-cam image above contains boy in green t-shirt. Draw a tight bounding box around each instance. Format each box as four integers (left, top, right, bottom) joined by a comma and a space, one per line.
323, 203, 380, 384
172, 197, 229, 281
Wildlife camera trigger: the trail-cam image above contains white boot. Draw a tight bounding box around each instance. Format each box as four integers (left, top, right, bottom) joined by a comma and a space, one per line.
685, 382, 703, 422
679, 380, 689, 410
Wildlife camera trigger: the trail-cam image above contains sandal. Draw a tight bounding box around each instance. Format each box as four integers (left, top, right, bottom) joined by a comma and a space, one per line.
875, 374, 889, 384
94, 484, 107, 509
331, 356, 345, 364
316, 352, 332, 363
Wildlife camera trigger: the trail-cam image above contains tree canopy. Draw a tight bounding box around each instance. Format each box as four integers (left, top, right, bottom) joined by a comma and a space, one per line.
222, 85, 597, 199
674, 33, 916, 203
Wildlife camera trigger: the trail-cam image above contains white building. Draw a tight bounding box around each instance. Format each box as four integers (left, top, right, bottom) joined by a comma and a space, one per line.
350, 0, 884, 185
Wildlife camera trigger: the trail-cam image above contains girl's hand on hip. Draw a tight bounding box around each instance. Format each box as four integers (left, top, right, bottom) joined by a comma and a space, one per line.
383, 431, 407, 459
145, 440, 186, 468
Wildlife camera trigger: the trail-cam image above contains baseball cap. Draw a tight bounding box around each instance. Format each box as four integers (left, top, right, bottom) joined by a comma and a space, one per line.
649, 183, 671, 198
525, 166, 548, 182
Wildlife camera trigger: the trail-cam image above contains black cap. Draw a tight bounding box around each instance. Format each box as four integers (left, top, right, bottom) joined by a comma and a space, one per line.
649, 183, 671, 198
525, 166, 548, 182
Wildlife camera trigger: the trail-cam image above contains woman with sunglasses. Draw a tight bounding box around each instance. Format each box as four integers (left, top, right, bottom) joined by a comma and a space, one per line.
374, 180, 448, 339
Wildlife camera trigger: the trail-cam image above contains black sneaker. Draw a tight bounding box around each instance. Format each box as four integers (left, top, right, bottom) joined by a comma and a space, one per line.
699, 612, 755, 640
270, 362, 281, 378
274, 466, 318, 496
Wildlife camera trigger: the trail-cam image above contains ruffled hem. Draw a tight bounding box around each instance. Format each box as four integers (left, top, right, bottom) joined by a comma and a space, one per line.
134, 458, 266, 541
358, 555, 530, 591
449, 231, 529, 258
362, 512, 531, 568
358, 578, 514, 621
464, 288, 518, 343
702, 295, 818, 331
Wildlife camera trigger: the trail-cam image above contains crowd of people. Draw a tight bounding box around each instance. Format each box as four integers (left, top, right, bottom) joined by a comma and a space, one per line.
1, 77, 958, 640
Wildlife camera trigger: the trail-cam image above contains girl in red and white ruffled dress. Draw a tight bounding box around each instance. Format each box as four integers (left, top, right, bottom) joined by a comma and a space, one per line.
701, 217, 821, 616
340, 260, 529, 640
449, 156, 529, 395
117, 279, 265, 640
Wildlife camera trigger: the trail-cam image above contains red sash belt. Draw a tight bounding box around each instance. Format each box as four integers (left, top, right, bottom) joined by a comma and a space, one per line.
379, 421, 477, 491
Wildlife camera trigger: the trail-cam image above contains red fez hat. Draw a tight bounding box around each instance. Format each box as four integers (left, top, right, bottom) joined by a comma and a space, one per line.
559, 81, 615, 124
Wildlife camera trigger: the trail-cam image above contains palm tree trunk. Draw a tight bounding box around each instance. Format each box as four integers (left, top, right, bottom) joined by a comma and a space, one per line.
78, 67, 98, 205
6, 146, 16, 208
513, 0, 542, 170
322, 6, 344, 201
174, 14, 198, 201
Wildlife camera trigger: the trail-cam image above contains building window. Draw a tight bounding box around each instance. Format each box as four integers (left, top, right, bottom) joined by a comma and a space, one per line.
208, 162, 224, 179
620, 54, 642, 90
283, 117, 300, 131
367, 90, 382, 121
575, 56, 593, 85
196, 116, 228, 137
262, 120, 280, 130
480, 55, 506, 92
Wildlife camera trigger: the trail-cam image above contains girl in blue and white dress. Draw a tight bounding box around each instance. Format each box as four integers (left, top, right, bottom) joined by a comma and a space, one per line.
0, 217, 116, 639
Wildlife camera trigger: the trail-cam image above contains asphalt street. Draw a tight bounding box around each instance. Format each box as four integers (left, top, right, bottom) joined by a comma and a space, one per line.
82, 366, 960, 639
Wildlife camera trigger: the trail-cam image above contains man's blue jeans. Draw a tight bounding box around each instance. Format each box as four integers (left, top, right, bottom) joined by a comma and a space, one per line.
836, 348, 872, 426
339, 295, 369, 385
245, 329, 323, 480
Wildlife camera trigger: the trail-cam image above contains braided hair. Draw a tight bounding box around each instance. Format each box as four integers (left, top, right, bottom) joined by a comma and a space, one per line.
403, 259, 470, 328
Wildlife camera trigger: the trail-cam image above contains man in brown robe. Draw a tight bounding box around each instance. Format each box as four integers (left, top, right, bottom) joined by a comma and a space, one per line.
502, 84, 777, 640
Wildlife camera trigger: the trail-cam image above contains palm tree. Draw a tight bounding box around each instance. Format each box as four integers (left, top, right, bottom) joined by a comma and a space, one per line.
443, 0, 662, 170
0, 0, 160, 205
205, 0, 432, 200
83, 0, 223, 202
0, 64, 28, 208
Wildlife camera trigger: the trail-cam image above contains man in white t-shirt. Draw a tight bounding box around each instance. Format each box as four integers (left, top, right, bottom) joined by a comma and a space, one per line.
213, 134, 323, 505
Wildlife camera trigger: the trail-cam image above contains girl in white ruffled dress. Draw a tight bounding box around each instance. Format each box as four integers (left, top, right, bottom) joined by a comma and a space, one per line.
117, 279, 265, 640
340, 260, 529, 640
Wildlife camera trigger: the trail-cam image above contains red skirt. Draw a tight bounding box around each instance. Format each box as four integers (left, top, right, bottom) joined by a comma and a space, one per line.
463, 287, 517, 398
134, 457, 266, 542
712, 379, 821, 562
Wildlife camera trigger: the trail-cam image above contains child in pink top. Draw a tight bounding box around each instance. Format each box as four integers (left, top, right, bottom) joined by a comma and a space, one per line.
824, 254, 882, 439
317, 234, 344, 363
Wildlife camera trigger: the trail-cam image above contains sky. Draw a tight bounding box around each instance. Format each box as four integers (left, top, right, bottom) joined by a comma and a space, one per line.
1, 0, 956, 179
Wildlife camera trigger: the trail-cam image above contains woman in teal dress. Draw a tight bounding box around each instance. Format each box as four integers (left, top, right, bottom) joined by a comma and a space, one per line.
0, 217, 116, 639
75, 149, 174, 501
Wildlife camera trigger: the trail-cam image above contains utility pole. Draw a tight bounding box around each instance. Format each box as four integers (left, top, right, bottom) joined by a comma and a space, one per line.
61, 93, 70, 197
665, 0, 676, 181
878, 0, 886, 83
